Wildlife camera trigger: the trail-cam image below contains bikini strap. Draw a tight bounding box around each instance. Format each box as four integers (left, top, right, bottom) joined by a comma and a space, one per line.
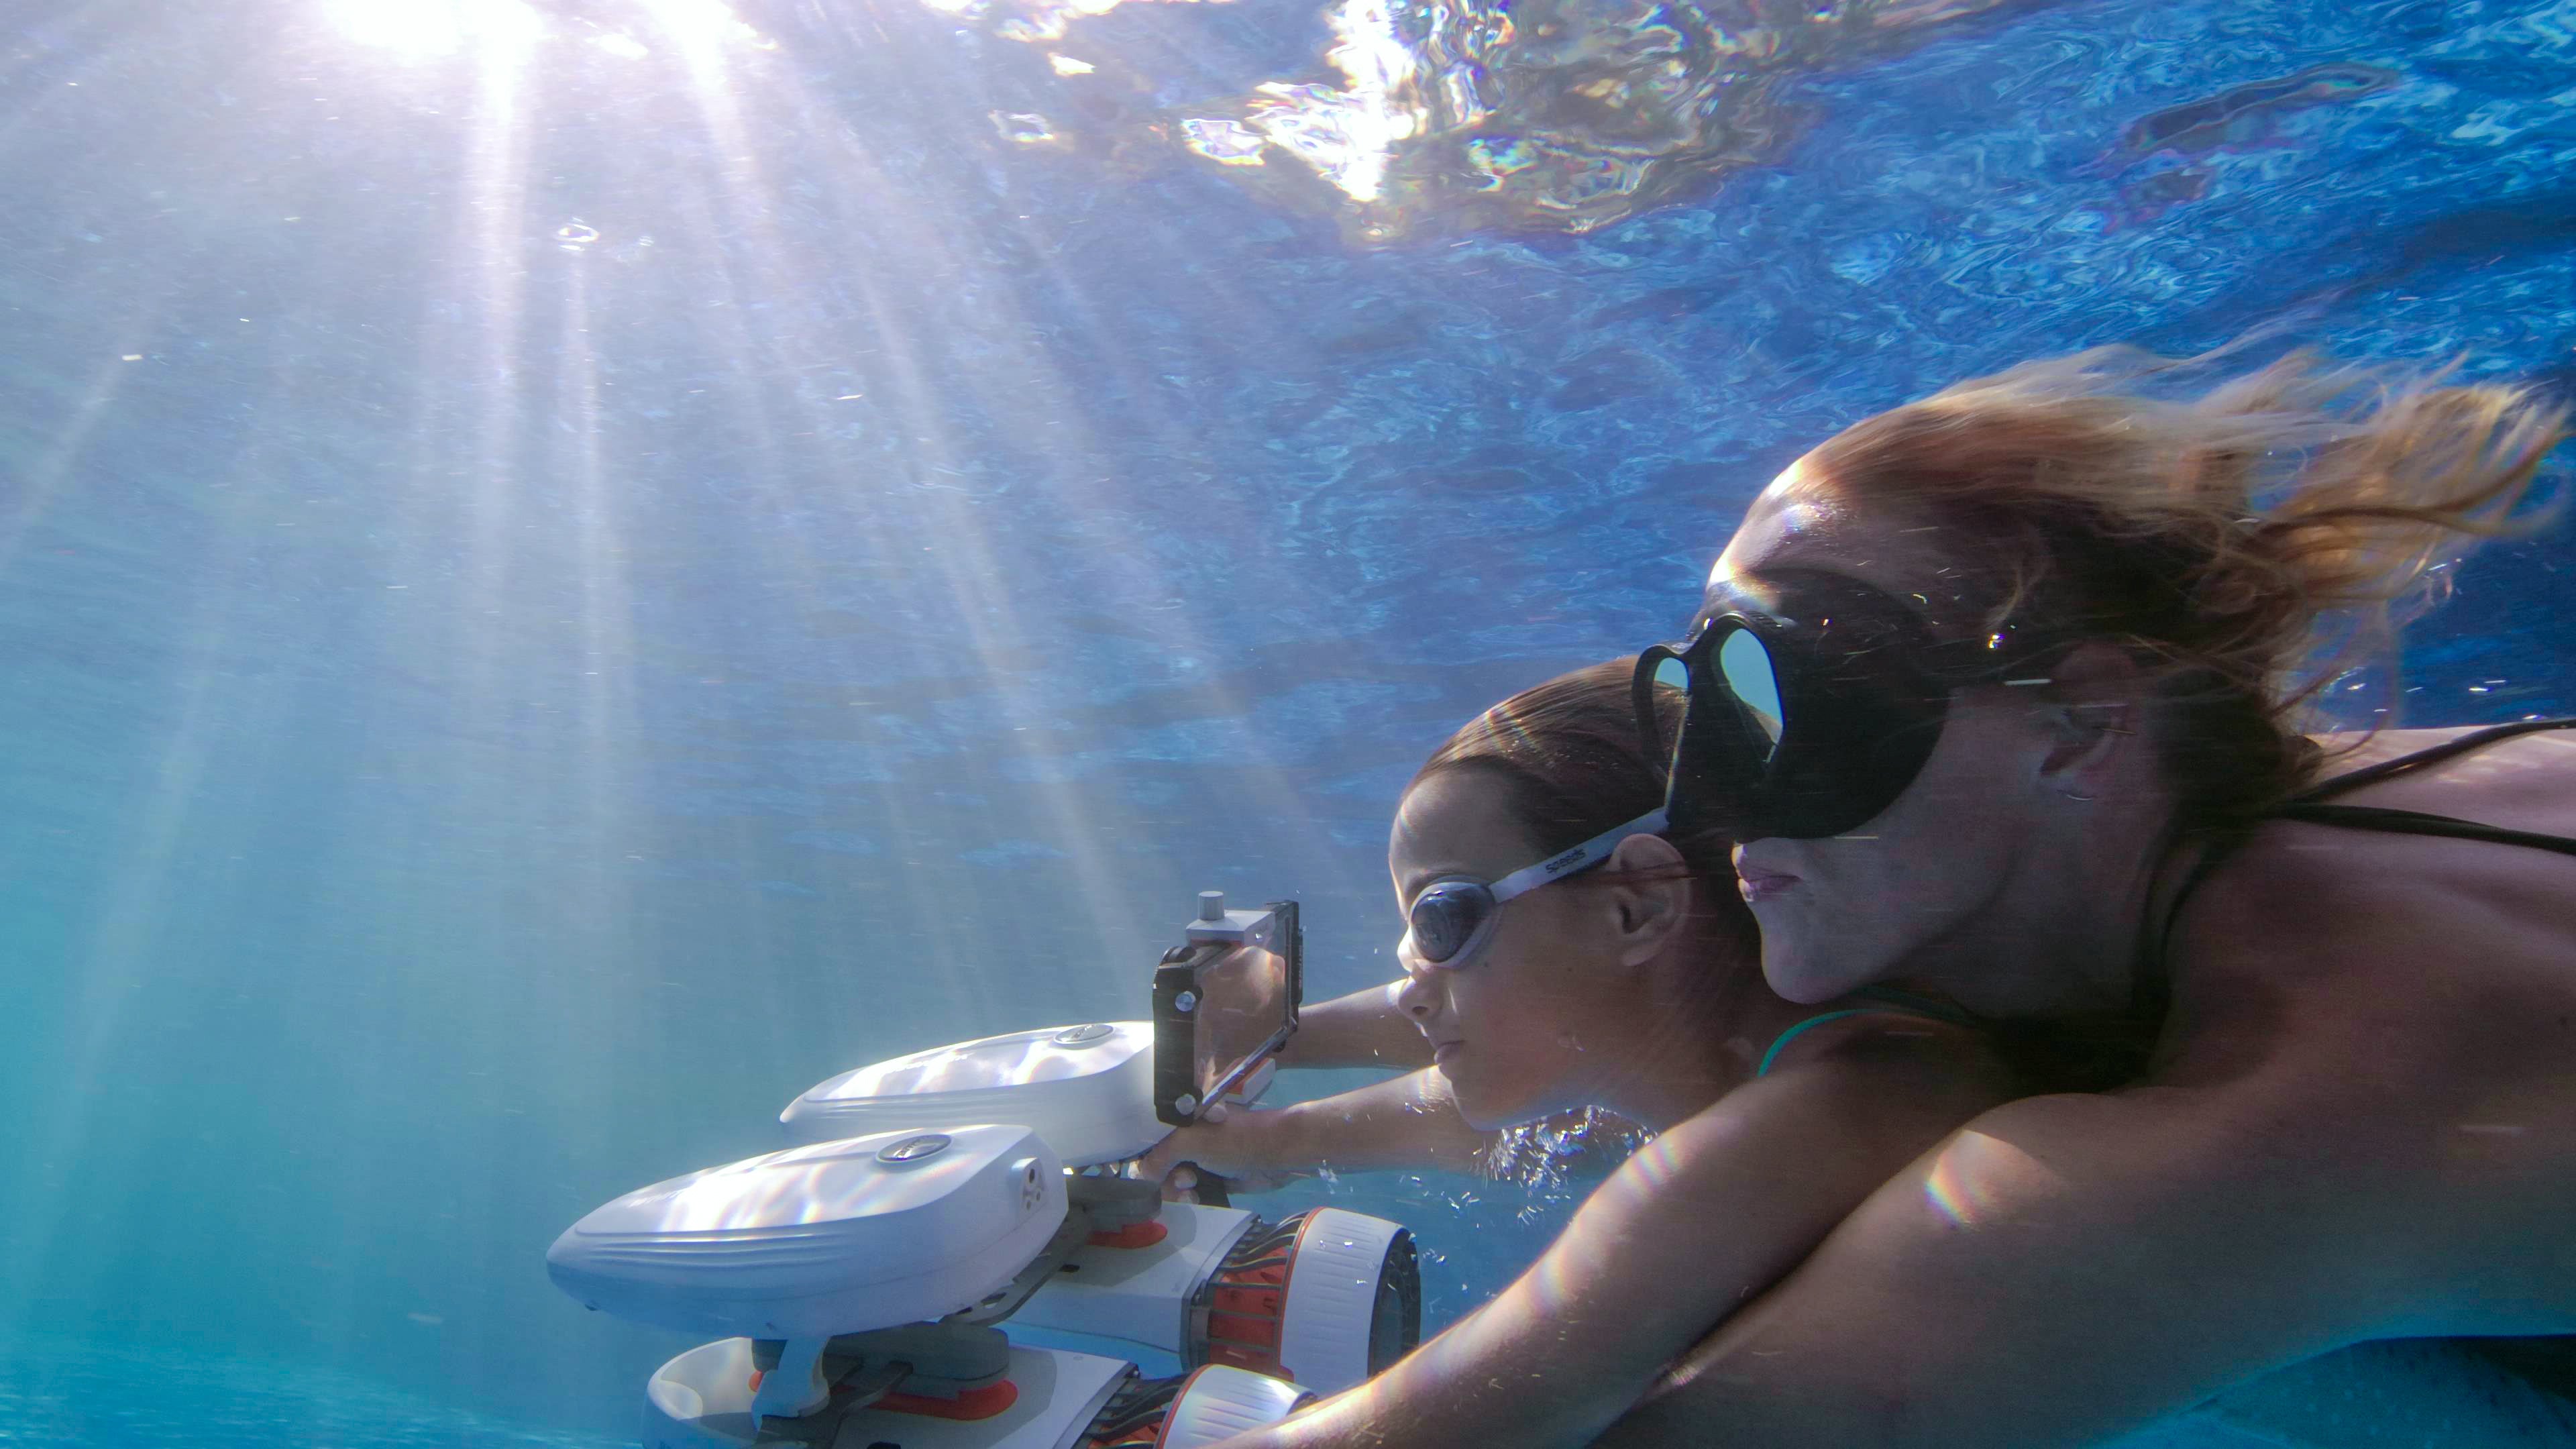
2291, 717, 2576, 804
2147, 716, 2576, 975
2133, 711, 2576, 959
2273, 802, 2576, 858
2141, 828, 2232, 1013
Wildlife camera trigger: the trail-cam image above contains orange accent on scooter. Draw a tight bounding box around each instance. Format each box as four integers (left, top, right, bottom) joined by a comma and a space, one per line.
878, 1379, 1022, 1421
1087, 1220, 1171, 1250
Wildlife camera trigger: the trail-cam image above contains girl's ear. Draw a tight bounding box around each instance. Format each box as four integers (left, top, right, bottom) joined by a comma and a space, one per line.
1603, 833, 1691, 968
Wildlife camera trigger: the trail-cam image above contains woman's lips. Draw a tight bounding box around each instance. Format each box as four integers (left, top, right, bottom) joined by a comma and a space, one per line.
1431, 1040, 1464, 1067
1736, 863, 1801, 904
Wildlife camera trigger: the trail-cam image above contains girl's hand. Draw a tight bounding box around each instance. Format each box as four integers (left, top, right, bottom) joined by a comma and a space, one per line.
1136, 1102, 1309, 1201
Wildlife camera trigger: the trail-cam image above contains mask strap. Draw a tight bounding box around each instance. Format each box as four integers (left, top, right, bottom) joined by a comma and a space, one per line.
1489, 808, 1670, 903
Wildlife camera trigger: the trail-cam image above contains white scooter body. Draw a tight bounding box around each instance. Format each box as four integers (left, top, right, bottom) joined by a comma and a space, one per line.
781, 1021, 1165, 1169
548, 894, 1419, 1447
548, 1124, 1065, 1343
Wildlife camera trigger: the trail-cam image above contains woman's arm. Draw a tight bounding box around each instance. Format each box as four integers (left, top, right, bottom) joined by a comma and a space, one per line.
1587, 1080, 2394, 1448
1224, 1023, 2017, 1449
1589, 862, 2473, 1448
1275, 981, 1434, 1071
1138, 1067, 1497, 1191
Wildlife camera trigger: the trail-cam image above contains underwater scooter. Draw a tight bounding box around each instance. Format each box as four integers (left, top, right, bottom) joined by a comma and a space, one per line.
548, 893, 1425, 1449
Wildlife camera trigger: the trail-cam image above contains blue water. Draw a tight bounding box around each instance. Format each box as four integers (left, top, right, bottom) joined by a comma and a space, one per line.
1, 0, 2571, 1443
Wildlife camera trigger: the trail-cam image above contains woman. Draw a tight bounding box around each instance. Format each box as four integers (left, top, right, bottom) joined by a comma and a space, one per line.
1597, 347, 2574, 1446
1145, 661, 2019, 1448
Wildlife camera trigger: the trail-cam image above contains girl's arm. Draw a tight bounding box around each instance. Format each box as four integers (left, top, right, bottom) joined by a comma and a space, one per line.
1225, 1022, 2017, 1449
1275, 981, 1434, 1072
1138, 1067, 1497, 1191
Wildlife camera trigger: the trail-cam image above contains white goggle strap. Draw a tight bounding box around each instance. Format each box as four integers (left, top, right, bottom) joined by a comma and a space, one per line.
1487, 808, 1670, 904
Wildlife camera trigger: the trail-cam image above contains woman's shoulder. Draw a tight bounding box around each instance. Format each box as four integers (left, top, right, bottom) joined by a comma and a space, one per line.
2167, 793, 2576, 1088
2184, 812, 2569, 981
2304, 722, 2576, 805
2215, 720, 2576, 923
2307, 724, 2491, 759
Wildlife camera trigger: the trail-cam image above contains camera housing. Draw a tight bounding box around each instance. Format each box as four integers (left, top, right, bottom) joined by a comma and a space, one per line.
1154, 893, 1302, 1126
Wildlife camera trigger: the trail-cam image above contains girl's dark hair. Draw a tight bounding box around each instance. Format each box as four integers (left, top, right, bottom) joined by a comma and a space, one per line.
1409, 659, 1756, 962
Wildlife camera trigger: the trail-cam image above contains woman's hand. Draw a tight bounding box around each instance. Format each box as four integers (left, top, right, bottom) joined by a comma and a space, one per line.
1136, 1103, 1309, 1201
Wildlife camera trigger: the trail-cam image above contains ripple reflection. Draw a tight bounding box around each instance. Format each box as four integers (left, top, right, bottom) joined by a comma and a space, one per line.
943, 0, 2036, 237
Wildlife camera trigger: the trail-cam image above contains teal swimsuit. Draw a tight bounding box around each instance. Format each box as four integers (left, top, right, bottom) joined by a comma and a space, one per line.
1754, 985, 1975, 1077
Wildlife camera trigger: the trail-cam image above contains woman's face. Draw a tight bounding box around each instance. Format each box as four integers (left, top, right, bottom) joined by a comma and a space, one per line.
1714, 462, 2061, 1005
1386, 771, 1622, 1130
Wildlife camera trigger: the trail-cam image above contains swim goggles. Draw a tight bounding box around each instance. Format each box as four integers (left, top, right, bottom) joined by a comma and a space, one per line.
1401, 808, 1670, 969
1633, 568, 2057, 841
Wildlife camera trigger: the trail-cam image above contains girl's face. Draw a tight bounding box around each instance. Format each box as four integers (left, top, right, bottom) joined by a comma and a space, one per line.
1385, 771, 1623, 1130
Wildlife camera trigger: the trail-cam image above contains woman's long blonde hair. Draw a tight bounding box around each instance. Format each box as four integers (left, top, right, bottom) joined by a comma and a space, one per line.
1808, 345, 2569, 828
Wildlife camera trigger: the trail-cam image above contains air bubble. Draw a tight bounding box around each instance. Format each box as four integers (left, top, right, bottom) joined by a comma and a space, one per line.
991, 111, 1056, 144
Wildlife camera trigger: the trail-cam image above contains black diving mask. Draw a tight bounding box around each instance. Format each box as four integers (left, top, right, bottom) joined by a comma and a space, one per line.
1633, 568, 2057, 842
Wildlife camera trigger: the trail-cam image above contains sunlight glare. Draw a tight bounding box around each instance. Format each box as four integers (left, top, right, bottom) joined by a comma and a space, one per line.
1921, 1128, 2061, 1228
323, 0, 543, 60
636, 0, 771, 64
1236, 0, 1421, 201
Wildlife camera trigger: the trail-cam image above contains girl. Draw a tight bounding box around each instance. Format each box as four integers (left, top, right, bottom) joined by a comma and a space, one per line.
1147, 660, 2019, 1448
